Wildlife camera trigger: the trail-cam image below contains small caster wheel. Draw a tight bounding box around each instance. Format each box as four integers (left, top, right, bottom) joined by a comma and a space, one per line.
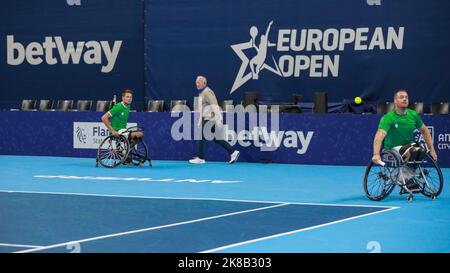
139, 162, 144, 167
149, 160, 153, 167
407, 195, 414, 202
95, 162, 99, 168
431, 195, 436, 201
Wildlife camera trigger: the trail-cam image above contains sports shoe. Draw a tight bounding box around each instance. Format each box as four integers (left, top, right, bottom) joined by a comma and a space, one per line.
189, 157, 206, 164
229, 150, 240, 164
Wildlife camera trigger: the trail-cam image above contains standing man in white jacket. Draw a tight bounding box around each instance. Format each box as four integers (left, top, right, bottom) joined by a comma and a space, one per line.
189, 76, 240, 164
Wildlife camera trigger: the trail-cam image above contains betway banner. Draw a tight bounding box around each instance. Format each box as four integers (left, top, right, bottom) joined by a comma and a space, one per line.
0, 0, 144, 110
145, 0, 450, 105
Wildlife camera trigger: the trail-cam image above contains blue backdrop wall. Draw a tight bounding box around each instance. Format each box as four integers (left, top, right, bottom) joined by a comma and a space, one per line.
1, 0, 450, 109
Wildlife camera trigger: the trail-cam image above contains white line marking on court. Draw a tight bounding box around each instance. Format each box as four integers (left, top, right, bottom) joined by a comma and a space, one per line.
0, 189, 399, 209
33, 175, 242, 184
0, 243, 43, 248
200, 207, 400, 253
15, 203, 290, 253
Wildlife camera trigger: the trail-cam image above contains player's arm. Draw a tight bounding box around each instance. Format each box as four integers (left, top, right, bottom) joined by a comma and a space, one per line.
372, 129, 387, 164
101, 112, 119, 137
420, 124, 437, 161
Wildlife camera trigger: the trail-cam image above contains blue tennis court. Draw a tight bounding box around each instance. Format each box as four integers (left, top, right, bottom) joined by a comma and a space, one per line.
1, 155, 448, 253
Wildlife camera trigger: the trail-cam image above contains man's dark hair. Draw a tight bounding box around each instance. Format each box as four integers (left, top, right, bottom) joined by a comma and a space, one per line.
394, 89, 408, 99
122, 89, 134, 96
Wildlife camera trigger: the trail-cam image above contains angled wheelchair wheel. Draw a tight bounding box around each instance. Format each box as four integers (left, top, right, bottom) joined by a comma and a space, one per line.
364, 151, 398, 201
416, 153, 444, 198
130, 140, 148, 166
97, 135, 130, 168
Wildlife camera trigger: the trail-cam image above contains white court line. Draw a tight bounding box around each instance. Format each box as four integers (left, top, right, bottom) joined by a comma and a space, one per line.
15, 203, 290, 253
0, 189, 399, 209
0, 243, 43, 248
201, 206, 400, 253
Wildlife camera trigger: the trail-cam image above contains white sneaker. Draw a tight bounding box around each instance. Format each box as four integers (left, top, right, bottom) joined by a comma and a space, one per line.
229, 150, 240, 164
189, 157, 206, 164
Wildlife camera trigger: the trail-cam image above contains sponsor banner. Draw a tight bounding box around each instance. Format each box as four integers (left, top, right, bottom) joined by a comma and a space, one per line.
73, 122, 137, 149
435, 129, 450, 151
415, 126, 450, 152
1, 111, 449, 167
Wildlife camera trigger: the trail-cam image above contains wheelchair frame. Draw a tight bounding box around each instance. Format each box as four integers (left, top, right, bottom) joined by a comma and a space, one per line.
96, 126, 152, 168
364, 145, 443, 202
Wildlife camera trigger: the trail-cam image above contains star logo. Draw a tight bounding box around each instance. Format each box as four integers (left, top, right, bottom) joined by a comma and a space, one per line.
230, 21, 284, 94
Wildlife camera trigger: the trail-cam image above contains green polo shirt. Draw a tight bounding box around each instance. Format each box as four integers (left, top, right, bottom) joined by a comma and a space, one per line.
108, 102, 130, 131
378, 108, 423, 149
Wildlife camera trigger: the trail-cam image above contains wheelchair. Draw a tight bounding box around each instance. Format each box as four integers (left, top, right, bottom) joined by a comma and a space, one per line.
364, 143, 443, 202
96, 125, 152, 168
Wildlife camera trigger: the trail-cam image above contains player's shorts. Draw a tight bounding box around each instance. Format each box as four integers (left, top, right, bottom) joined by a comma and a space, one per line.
118, 128, 129, 138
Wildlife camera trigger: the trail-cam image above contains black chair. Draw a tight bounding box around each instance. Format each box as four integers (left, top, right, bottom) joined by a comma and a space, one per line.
268, 104, 302, 113
219, 100, 234, 112
292, 93, 303, 104
96, 100, 112, 112
147, 100, 164, 112
38, 100, 54, 111
170, 100, 187, 112
77, 100, 93, 111
408, 102, 424, 114
431, 102, 449, 115
313, 92, 328, 113
56, 100, 73, 111
377, 102, 394, 115
21, 99, 37, 110
243, 92, 258, 107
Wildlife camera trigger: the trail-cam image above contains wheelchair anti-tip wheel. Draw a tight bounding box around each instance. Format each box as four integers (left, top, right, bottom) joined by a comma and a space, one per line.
96, 135, 130, 168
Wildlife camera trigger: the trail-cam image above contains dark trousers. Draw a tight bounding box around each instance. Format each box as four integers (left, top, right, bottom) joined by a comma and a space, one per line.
198, 120, 234, 159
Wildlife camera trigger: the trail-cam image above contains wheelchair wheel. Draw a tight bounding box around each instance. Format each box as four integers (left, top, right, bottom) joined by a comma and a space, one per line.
416, 153, 444, 198
97, 135, 130, 168
130, 140, 148, 166
364, 151, 398, 201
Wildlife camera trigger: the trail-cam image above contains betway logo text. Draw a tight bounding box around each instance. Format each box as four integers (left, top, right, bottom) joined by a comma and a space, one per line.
6, 35, 122, 73
225, 127, 314, 154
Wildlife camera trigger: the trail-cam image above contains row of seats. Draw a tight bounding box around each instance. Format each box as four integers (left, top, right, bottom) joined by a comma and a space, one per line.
19, 100, 113, 112
18, 99, 236, 112
377, 102, 449, 115
17, 99, 450, 115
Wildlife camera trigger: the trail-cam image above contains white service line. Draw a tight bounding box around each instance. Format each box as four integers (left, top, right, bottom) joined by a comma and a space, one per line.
0, 189, 398, 209
0, 243, 43, 248
201, 206, 400, 253
15, 203, 290, 253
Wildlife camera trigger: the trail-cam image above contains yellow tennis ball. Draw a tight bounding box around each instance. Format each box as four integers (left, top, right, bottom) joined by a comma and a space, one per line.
354, 96, 362, 104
